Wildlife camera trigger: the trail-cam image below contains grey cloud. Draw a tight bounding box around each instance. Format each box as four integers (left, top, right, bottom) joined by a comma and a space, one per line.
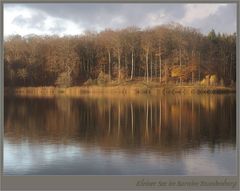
188, 4, 236, 34
12, 12, 47, 30
49, 23, 66, 33
5, 3, 236, 35
12, 4, 186, 30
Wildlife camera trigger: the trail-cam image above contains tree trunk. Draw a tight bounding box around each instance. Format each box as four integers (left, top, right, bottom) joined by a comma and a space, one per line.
154, 56, 157, 78
198, 52, 201, 82
179, 96, 182, 136
159, 46, 162, 83
230, 53, 232, 81
179, 49, 182, 85
108, 50, 111, 80
192, 72, 194, 84
192, 50, 194, 84
150, 53, 153, 81
125, 53, 128, 72
118, 49, 121, 82
150, 101, 152, 129
146, 49, 149, 83
131, 50, 134, 80
164, 60, 167, 84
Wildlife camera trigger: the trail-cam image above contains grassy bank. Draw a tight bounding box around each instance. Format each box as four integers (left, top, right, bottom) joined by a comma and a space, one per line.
4, 82, 236, 97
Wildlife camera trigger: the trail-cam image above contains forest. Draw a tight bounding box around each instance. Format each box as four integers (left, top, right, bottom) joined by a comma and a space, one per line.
4, 23, 236, 88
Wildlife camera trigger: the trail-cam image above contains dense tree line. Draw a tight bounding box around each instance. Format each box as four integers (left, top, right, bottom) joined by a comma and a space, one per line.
4, 23, 236, 87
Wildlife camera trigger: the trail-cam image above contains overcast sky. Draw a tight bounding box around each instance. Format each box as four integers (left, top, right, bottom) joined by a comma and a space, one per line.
4, 3, 237, 37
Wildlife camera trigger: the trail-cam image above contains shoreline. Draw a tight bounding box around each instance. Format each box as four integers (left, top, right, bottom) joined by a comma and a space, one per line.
4, 85, 236, 97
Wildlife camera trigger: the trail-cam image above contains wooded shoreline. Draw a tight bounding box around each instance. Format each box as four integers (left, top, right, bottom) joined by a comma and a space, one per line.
4, 85, 236, 97
4, 25, 236, 89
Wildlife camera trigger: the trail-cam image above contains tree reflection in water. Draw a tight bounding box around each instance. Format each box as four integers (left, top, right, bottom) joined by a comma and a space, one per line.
4, 94, 236, 175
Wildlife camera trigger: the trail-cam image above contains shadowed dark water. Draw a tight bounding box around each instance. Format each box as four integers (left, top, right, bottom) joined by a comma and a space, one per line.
4, 94, 236, 175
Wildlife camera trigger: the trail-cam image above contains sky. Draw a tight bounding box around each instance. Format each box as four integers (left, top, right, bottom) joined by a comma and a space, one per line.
3, 3, 237, 37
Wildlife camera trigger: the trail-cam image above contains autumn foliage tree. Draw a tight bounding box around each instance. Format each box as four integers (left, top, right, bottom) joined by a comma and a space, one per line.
4, 24, 236, 87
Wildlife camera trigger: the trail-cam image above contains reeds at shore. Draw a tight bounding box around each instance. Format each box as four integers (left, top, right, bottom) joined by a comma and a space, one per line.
4, 84, 236, 98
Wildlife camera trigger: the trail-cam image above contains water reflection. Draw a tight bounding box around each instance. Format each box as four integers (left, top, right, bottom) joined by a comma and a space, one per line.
4, 94, 236, 175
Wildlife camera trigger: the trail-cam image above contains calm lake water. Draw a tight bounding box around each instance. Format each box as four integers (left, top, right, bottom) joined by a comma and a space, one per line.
4, 94, 236, 175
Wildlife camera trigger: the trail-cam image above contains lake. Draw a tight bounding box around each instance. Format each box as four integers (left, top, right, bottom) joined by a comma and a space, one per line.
4, 94, 236, 175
